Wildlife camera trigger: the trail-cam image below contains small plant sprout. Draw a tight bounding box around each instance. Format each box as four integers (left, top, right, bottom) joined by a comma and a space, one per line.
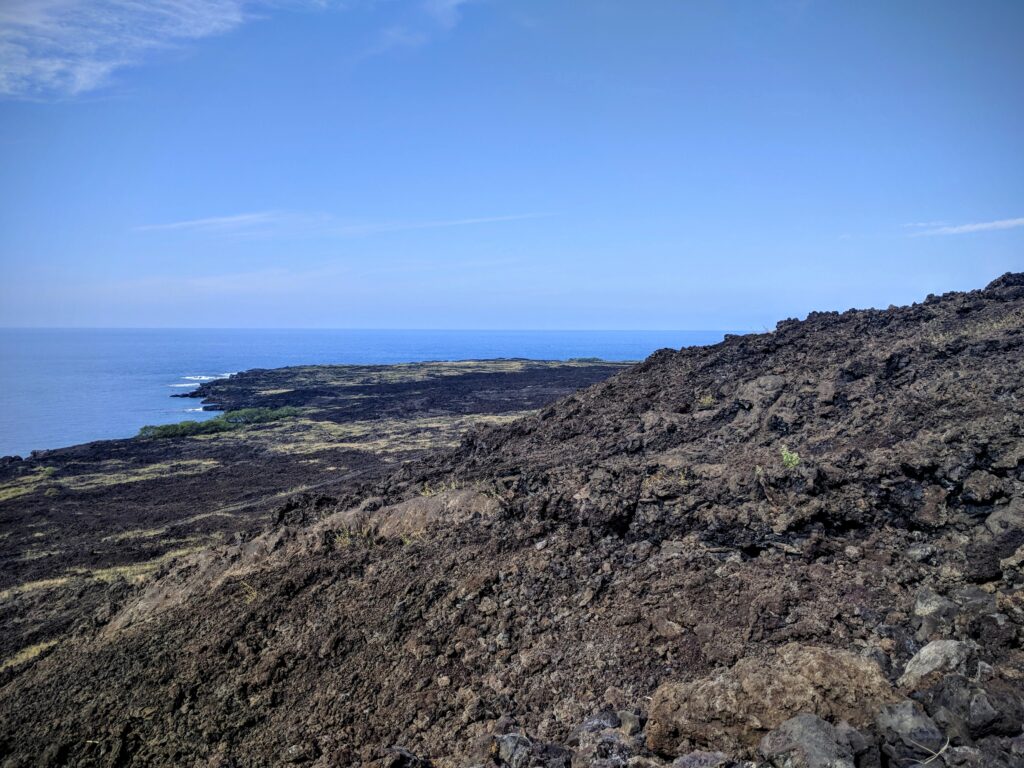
780, 446, 801, 469
240, 580, 259, 605
697, 394, 715, 408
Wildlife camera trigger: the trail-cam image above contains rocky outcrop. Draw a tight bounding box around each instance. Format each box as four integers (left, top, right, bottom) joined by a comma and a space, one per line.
1, 274, 1023, 766
646, 644, 897, 755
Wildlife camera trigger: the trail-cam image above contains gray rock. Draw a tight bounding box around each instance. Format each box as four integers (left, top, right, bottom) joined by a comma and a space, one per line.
922, 674, 1024, 741
875, 701, 947, 763
941, 745, 1012, 768
495, 733, 532, 768
906, 543, 936, 563
962, 471, 1006, 505
373, 748, 432, 768
898, 640, 973, 689
985, 498, 1024, 536
759, 713, 855, 768
618, 710, 644, 737
953, 585, 998, 618
833, 721, 879, 768
670, 751, 731, 768
280, 741, 319, 763
571, 728, 634, 768
570, 710, 622, 742
913, 587, 959, 639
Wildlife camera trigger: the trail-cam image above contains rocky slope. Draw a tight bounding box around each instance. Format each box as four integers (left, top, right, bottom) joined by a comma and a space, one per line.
0, 360, 625, 678
1, 276, 1023, 767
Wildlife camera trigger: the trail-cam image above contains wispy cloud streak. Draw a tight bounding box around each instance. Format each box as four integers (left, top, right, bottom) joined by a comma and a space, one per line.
135, 210, 297, 233
903, 221, 949, 229
135, 210, 552, 237
912, 217, 1024, 236
423, 0, 473, 29
0, 0, 256, 98
370, 0, 475, 54
1, 0, 478, 98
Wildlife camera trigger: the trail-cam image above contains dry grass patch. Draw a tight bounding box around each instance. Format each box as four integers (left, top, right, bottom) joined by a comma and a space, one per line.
0, 639, 59, 671
58, 459, 221, 492
0, 467, 56, 503
0, 577, 71, 602
75, 545, 207, 583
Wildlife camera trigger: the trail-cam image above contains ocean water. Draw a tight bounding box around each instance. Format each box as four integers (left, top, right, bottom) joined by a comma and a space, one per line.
0, 328, 731, 457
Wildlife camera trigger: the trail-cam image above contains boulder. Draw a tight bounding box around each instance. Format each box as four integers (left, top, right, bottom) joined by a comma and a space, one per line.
898, 640, 973, 690
646, 644, 897, 756
494, 734, 532, 768
875, 701, 947, 764
913, 587, 959, 640
669, 751, 732, 767
759, 714, 855, 768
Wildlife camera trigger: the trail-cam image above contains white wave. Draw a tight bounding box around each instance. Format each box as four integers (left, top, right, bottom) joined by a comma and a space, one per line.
169, 383, 199, 388
183, 375, 219, 381
185, 407, 205, 412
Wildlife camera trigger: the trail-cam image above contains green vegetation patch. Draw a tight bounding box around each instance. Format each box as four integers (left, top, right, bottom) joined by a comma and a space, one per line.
138, 407, 301, 439
781, 445, 801, 469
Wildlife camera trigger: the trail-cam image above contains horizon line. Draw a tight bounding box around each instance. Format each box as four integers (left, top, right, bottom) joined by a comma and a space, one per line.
0, 326, 749, 333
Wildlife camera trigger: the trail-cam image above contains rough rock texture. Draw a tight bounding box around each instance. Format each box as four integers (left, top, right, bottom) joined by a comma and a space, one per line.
1, 274, 1024, 767
758, 714, 857, 768
646, 644, 897, 754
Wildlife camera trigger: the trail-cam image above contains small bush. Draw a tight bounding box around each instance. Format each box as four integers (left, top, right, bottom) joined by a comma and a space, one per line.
780, 445, 801, 469
138, 407, 301, 439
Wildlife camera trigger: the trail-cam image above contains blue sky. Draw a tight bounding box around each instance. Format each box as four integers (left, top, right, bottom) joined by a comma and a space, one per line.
0, 0, 1021, 329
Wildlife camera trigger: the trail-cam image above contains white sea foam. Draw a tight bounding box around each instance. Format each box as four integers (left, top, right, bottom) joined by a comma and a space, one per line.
183, 375, 219, 381
169, 383, 199, 388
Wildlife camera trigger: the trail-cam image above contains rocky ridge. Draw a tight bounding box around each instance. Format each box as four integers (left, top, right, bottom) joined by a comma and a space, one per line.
1, 275, 1023, 767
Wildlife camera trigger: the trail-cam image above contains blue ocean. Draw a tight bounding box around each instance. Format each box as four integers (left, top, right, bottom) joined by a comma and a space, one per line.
0, 328, 731, 457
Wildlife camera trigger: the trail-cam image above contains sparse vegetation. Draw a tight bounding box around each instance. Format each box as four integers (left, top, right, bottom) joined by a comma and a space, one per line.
0, 467, 57, 503
697, 394, 716, 408
331, 525, 377, 549
240, 580, 260, 605
781, 445, 801, 469
420, 478, 463, 497
138, 407, 301, 438
0, 640, 59, 672
58, 459, 220, 492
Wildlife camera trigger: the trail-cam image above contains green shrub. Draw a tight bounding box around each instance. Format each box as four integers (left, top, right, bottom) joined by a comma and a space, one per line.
780, 445, 801, 469
138, 407, 301, 439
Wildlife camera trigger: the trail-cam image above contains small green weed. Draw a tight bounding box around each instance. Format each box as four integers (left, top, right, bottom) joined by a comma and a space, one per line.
780, 446, 801, 470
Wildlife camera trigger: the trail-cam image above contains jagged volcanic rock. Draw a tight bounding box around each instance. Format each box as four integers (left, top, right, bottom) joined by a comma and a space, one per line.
1, 274, 1023, 767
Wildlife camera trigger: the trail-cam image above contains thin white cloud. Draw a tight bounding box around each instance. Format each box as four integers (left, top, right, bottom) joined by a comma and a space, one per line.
135, 210, 552, 237
423, 0, 473, 29
134, 210, 296, 232
368, 0, 474, 54
0, 0, 479, 97
913, 217, 1024, 236
0, 0, 255, 98
903, 221, 949, 229
331, 212, 552, 236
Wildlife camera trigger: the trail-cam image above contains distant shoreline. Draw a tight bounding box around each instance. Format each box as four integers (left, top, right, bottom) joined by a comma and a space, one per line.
1, 329, 729, 457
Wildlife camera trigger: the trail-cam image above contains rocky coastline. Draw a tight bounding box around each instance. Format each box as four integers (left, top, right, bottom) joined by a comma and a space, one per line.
1, 277, 1023, 766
